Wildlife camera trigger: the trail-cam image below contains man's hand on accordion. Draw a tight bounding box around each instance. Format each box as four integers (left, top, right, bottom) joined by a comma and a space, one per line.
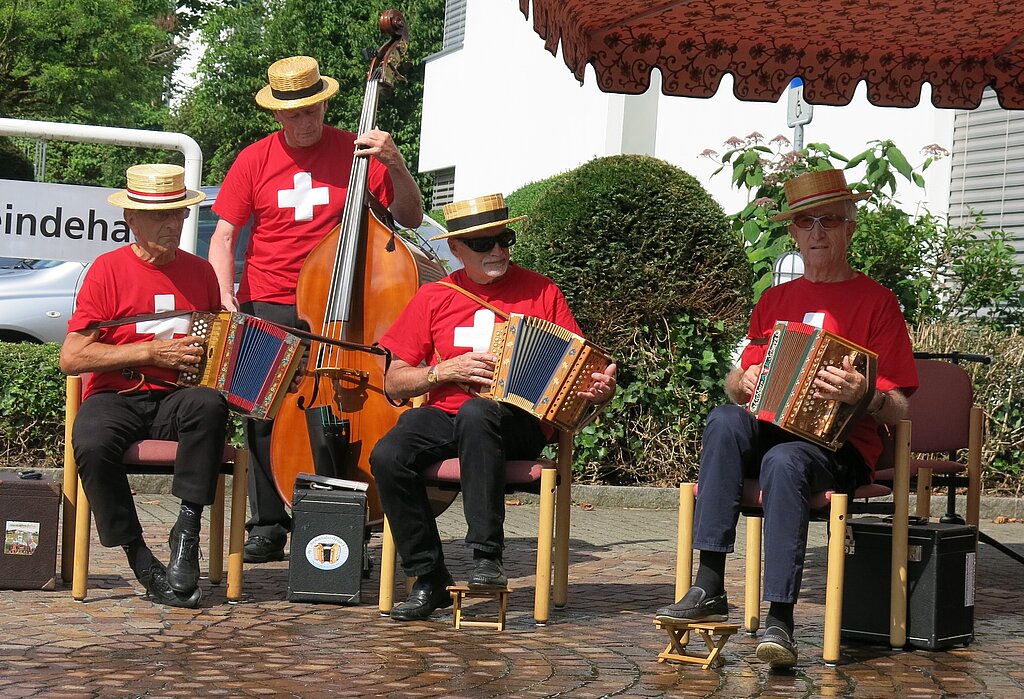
577, 363, 618, 404
812, 355, 869, 405
439, 352, 497, 388
149, 335, 205, 372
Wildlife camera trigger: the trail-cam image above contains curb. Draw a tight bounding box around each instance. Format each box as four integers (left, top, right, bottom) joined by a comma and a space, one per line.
7, 467, 1021, 519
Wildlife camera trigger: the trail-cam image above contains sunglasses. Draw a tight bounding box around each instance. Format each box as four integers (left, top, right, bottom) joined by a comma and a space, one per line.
457, 230, 516, 253
791, 214, 850, 231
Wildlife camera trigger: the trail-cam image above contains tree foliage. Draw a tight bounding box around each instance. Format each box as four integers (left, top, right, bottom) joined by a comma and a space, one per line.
174, 0, 444, 186
0, 0, 177, 126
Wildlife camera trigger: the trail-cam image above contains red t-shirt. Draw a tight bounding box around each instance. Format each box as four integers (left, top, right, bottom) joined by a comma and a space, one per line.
740, 273, 918, 470
380, 264, 582, 416
213, 125, 395, 305
68, 245, 221, 399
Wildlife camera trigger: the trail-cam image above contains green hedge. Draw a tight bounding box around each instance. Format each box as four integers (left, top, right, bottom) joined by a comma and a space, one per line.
0, 342, 65, 468
511, 155, 753, 484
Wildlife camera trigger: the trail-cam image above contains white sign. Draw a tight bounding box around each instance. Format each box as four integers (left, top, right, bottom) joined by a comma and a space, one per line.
787, 78, 814, 128
0, 179, 131, 262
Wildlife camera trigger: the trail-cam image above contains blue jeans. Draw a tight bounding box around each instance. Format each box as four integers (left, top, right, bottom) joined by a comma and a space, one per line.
370, 398, 546, 577
693, 404, 865, 603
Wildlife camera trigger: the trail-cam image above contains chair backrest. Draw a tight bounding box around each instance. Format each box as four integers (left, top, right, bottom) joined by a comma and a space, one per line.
907, 359, 973, 454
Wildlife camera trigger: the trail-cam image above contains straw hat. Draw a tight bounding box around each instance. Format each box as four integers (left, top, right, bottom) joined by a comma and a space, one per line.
107, 164, 206, 210
255, 55, 339, 110
431, 194, 526, 241
771, 169, 870, 221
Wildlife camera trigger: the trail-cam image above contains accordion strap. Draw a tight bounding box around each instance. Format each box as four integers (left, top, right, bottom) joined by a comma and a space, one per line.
85, 310, 387, 357
436, 282, 510, 320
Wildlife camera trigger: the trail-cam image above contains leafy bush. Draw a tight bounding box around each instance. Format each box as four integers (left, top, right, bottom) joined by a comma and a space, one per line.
512, 155, 753, 484
0, 343, 65, 468
911, 322, 1024, 495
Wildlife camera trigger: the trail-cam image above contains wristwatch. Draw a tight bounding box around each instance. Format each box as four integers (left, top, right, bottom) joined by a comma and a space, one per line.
426, 365, 439, 385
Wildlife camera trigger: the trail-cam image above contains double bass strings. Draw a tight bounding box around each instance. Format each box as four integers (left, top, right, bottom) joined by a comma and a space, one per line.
317, 75, 382, 372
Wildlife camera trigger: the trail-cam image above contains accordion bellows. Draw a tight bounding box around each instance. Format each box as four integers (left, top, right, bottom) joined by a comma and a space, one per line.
747, 321, 877, 451
179, 311, 303, 420
478, 314, 611, 433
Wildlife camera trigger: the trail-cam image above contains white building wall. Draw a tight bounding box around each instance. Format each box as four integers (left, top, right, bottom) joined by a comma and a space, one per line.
419, 0, 956, 218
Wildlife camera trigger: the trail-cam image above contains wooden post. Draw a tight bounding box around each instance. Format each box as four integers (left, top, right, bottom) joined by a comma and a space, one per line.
378, 516, 397, 614
534, 466, 557, 625
61, 375, 82, 586
744, 515, 763, 635
890, 420, 910, 650
823, 493, 847, 665
674, 483, 695, 601
967, 407, 983, 528
208, 475, 225, 585
226, 450, 247, 602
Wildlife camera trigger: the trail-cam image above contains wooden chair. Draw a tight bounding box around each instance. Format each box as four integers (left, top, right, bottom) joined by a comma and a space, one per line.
61, 375, 248, 602
875, 358, 981, 527
881, 357, 1022, 565
673, 420, 911, 665
378, 430, 574, 625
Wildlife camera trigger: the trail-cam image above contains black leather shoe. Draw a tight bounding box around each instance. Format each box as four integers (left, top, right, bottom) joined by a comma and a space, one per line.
138, 561, 203, 609
166, 525, 200, 594
468, 557, 507, 590
756, 625, 799, 669
389, 569, 455, 622
655, 586, 729, 623
243, 534, 286, 563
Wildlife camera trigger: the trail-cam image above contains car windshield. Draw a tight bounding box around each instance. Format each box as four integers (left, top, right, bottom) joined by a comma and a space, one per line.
0, 258, 66, 270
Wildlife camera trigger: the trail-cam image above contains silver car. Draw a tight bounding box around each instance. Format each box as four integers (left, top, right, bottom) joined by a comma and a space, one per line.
0, 187, 248, 343
0, 193, 452, 343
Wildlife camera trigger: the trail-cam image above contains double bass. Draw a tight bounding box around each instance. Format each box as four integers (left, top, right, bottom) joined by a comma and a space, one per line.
269, 10, 445, 522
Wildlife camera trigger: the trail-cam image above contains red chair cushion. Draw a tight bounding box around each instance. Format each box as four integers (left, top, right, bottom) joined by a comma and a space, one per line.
122, 440, 236, 466
695, 479, 891, 510
423, 457, 555, 485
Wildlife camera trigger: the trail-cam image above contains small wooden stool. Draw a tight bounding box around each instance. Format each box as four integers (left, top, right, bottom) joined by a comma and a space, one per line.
654, 619, 740, 669
447, 585, 512, 631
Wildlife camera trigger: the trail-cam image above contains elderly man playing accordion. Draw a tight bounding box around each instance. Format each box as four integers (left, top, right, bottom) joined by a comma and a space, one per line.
656, 169, 918, 668
60, 164, 227, 608
370, 194, 618, 622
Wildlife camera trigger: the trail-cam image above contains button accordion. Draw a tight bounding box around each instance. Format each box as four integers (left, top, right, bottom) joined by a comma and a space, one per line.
746, 321, 877, 450
179, 311, 303, 420
477, 313, 612, 433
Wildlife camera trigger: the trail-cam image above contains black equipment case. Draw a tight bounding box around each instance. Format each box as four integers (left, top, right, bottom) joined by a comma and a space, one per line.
287, 474, 367, 605
0, 472, 60, 590
841, 518, 977, 650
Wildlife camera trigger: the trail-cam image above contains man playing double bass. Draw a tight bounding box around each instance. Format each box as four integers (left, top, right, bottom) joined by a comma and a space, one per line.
209, 55, 424, 564
370, 194, 618, 622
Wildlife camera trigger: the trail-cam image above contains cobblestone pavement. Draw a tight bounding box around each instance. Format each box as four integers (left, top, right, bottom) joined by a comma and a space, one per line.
2, 494, 1023, 698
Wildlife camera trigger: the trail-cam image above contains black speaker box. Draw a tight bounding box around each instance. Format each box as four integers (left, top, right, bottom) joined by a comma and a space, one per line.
287, 475, 367, 604
0, 472, 60, 590
841, 518, 977, 650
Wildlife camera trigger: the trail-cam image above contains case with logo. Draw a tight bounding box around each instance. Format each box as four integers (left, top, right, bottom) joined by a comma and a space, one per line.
0, 472, 60, 590
287, 474, 368, 604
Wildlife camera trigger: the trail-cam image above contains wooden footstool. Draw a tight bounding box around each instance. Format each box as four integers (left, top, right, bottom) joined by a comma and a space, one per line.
447, 585, 512, 631
654, 619, 740, 669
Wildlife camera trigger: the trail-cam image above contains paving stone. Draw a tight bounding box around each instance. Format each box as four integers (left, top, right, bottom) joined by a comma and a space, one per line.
1, 495, 1023, 697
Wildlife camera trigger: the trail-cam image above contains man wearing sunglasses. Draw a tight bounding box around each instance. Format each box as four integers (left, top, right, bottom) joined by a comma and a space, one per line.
370, 193, 618, 622
655, 169, 917, 669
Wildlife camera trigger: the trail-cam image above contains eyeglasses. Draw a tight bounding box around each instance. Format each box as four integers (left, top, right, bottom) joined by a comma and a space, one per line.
457, 230, 516, 253
791, 214, 850, 231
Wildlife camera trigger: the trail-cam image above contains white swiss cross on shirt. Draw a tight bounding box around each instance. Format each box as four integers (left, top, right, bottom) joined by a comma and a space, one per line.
278, 172, 330, 221
136, 294, 189, 339
453, 310, 496, 352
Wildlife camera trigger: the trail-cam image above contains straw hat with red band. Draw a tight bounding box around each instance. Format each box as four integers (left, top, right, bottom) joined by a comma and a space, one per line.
107, 164, 206, 211
431, 193, 526, 241
770, 169, 870, 221
255, 55, 340, 111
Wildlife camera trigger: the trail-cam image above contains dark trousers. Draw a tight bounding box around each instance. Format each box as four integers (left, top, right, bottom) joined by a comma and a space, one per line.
72, 388, 227, 548
369, 398, 547, 577
240, 300, 297, 546
693, 404, 866, 603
